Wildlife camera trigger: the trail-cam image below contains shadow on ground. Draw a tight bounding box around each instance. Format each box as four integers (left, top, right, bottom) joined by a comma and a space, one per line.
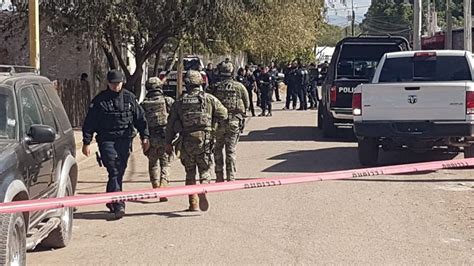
73, 210, 199, 221
240, 126, 356, 142
263, 147, 460, 173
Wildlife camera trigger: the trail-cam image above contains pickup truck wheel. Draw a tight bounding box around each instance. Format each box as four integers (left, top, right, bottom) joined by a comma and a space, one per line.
464, 145, 474, 158
322, 110, 337, 138
0, 212, 26, 266
41, 178, 73, 248
358, 138, 379, 166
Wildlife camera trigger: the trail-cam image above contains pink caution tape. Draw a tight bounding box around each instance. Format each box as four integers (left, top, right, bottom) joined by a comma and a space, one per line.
0, 158, 472, 214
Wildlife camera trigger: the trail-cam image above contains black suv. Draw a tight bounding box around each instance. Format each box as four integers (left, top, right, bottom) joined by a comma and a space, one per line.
318, 36, 410, 138
0, 66, 78, 265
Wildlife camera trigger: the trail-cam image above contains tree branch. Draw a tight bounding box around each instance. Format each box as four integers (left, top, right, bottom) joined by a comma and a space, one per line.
101, 45, 117, 69
108, 29, 131, 78
142, 23, 172, 55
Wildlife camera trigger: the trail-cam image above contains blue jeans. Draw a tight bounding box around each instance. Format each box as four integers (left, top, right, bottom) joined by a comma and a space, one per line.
99, 138, 131, 208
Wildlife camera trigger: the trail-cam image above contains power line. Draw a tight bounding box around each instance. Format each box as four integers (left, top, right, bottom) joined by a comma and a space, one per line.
326, 5, 370, 11
362, 18, 410, 28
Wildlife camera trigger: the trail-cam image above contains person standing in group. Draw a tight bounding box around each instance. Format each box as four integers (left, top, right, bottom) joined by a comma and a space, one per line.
236, 67, 246, 85
205, 63, 216, 87
296, 63, 308, 110
244, 65, 256, 117
284, 61, 299, 110
257, 66, 273, 117
253, 65, 262, 108
140, 77, 174, 201
210, 61, 249, 182
165, 70, 228, 211
269, 62, 281, 102
82, 69, 150, 219
307, 63, 319, 109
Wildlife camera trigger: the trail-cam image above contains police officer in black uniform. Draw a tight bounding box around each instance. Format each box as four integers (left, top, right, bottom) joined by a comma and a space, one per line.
253, 65, 263, 107
307, 63, 319, 109
296, 63, 308, 110
269, 62, 281, 101
257, 66, 273, 116
82, 70, 150, 219
244, 65, 257, 117
236, 67, 246, 84
284, 61, 299, 110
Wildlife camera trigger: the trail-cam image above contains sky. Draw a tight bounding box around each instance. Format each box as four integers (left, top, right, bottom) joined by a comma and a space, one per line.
325, 0, 372, 27
0, 0, 12, 11
0, 0, 372, 28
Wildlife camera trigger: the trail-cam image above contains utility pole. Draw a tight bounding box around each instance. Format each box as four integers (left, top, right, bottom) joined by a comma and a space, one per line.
464, 0, 472, 52
413, 0, 422, 50
427, 0, 431, 36
28, 0, 40, 70
446, 0, 453, 49
351, 0, 355, 36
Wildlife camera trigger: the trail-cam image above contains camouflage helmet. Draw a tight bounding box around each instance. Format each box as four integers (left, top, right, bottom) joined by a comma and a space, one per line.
217, 61, 234, 77
184, 70, 203, 86
146, 77, 164, 91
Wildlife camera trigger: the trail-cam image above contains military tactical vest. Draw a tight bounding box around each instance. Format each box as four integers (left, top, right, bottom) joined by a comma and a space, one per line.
180, 92, 211, 133
141, 95, 168, 128
101, 91, 134, 132
214, 80, 240, 114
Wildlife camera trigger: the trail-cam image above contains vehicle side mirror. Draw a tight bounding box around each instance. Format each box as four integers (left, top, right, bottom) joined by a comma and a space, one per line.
27, 124, 56, 145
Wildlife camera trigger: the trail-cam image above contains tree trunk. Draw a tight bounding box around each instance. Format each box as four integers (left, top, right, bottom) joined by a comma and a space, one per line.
102, 46, 117, 69
123, 64, 145, 98
153, 50, 161, 76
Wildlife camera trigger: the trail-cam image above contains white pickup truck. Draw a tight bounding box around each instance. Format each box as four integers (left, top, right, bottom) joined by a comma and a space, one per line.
352, 50, 474, 166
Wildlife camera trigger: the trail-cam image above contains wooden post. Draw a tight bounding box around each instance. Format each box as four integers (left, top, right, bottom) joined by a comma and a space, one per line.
176, 42, 184, 99
28, 0, 40, 70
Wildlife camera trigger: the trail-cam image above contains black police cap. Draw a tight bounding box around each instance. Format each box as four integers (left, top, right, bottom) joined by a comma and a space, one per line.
107, 69, 124, 83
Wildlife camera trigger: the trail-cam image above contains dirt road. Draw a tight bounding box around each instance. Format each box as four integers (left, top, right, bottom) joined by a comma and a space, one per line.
29, 101, 474, 264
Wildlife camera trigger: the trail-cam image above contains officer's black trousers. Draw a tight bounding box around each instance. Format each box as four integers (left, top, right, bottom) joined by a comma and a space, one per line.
99, 138, 131, 208
260, 88, 273, 114
285, 86, 297, 109
297, 86, 308, 110
246, 86, 256, 116
274, 82, 281, 101
308, 82, 318, 108
256, 87, 262, 107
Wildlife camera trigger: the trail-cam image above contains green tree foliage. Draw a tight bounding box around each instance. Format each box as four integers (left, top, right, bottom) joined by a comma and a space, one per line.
360, 1, 413, 39
238, 0, 324, 64
11, 0, 325, 92
361, 0, 469, 39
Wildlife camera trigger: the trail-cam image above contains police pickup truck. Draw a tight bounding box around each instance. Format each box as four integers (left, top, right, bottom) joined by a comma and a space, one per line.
353, 50, 474, 166
318, 36, 410, 138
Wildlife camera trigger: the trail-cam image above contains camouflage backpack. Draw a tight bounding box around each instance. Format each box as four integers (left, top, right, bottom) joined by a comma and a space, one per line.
213, 80, 240, 114
141, 95, 168, 128
180, 92, 211, 132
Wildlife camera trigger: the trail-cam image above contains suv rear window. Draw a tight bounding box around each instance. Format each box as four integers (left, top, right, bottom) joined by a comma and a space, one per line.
379, 55, 472, 82
336, 44, 402, 79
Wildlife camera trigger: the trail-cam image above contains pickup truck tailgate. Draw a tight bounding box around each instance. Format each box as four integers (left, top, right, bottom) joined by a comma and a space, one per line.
361, 82, 467, 121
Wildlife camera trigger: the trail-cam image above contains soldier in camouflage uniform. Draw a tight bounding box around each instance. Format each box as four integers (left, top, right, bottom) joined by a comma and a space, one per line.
165, 70, 228, 211
141, 77, 174, 201
210, 61, 250, 182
